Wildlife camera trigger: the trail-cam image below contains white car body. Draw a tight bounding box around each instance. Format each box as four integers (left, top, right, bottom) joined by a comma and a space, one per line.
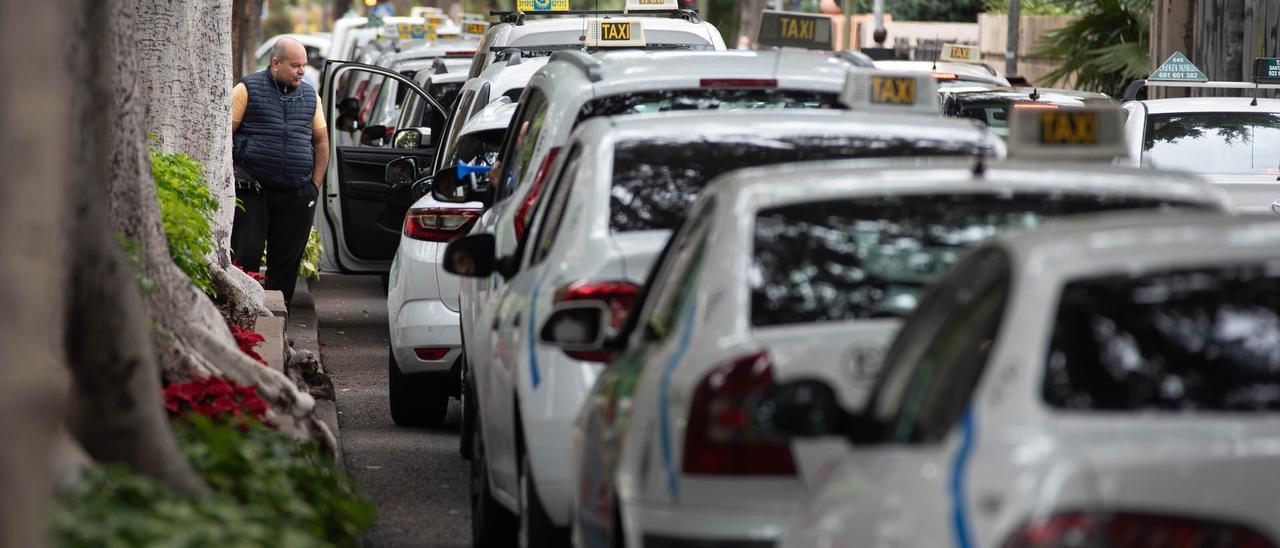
874, 60, 1011, 88
781, 211, 1280, 548
1122, 97, 1280, 213
569, 160, 1231, 547
471, 108, 1002, 545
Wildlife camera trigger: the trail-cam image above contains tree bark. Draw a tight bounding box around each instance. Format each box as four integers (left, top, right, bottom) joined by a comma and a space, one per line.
0, 1, 75, 544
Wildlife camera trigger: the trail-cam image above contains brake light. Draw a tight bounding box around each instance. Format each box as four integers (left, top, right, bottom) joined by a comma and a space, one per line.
682, 352, 796, 476
446, 50, 476, 58
931, 72, 959, 81
385, 126, 396, 139
552, 280, 640, 362
700, 78, 778, 88
1003, 512, 1277, 548
414, 347, 449, 361
403, 207, 481, 242
1012, 102, 1058, 110
513, 146, 560, 240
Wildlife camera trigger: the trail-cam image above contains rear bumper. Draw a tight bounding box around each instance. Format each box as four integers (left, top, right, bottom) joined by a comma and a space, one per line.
626, 498, 790, 548
390, 298, 461, 375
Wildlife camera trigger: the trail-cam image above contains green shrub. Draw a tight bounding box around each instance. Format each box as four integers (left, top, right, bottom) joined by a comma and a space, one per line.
301, 229, 323, 281
52, 416, 374, 548
150, 146, 218, 296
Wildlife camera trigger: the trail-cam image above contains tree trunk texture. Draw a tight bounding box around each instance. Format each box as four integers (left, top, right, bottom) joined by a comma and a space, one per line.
242, 0, 266, 78
738, 0, 768, 45
334, 0, 350, 24
0, 1, 75, 544
1190, 0, 1280, 97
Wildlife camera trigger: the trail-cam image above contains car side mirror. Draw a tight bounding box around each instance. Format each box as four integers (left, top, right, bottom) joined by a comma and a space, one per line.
443, 234, 515, 279
539, 301, 612, 363
385, 157, 418, 189
752, 379, 858, 439
393, 127, 433, 149
431, 167, 471, 203
361, 125, 389, 146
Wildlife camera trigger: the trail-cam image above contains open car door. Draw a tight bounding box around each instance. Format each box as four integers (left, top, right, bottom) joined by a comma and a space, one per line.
319, 61, 448, 273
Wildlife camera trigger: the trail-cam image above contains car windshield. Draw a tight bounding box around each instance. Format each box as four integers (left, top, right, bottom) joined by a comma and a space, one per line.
1044, 262, 1280, 412
580, 89, 838, 120
750, 194, 1210, 325
609, 134, 993, 233
1143, 112, 1280, 175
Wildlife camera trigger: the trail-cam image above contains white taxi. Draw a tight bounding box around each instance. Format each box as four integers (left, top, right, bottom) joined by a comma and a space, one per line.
764, 211, 1280, 548
441, 94, 1002, 547
540, 107, 1231, 548
442, 57, 917, 547
383, 99, 514, 427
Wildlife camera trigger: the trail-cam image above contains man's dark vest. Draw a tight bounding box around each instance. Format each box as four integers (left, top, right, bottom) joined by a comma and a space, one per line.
234, 70, 317, 189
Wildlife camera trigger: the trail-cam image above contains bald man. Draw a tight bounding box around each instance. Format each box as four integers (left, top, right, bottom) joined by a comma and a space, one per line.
231, 37, 329, 304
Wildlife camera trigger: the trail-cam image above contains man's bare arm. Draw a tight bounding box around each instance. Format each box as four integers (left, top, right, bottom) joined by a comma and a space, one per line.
312, 130, 329, 190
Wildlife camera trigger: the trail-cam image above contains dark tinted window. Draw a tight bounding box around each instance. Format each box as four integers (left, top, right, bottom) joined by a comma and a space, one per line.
1144, 112, 1280, 175
751, 194, 1208, 326
1045, 262, 1280, 411
609, 135, 992, 233
578, 90, 839, 122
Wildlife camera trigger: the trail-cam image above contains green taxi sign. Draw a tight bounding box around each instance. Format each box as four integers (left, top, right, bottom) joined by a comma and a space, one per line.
1149, 51, 1207, 82
1254, 58, 1280, 84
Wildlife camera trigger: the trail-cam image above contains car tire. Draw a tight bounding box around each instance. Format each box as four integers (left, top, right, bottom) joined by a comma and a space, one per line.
471, 420, 516, 547
519, 446, 570, 548
387, 350, 449, 428
459, 359, 476, 459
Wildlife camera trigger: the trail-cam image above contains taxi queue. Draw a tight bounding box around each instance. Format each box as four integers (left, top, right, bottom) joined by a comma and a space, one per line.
311, 3, 1280, 547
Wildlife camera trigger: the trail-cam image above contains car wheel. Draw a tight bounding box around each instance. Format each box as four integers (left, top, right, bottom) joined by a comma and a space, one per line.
459, 360, 476, 459
387, 349, 449, 427
519, 447, 570, 548
471, 421, 516, 547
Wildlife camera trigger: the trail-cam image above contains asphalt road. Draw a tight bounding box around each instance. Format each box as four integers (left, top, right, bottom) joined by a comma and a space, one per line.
314, 274, 471, 548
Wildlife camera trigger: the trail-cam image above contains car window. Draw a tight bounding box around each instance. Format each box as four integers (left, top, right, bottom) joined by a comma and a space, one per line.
578, 89, 838, 122
494, 88, 549, 201
869, 248, 1011, 444
530, 145, 584, 266
1144, 112, 1280, 175
750, 193, 1213, 326
1044, 261, 1280, 412
433, 88, 478, 171
609, 134, 990, 233
640, 201, 716, 341
455, 129, 505, 169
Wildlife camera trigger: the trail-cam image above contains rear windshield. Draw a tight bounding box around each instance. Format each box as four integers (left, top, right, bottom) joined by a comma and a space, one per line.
955, 102, 1012, 135
455, 128, 504, 167
1144, 112, 1280, 175
609, 134, 993, 232
579, 89, 839, 121
751, 194, 1207, 326
1045, 262, 1280, 411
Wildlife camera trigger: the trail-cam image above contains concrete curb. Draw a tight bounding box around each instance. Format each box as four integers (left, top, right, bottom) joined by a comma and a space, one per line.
283, 277, 343, 464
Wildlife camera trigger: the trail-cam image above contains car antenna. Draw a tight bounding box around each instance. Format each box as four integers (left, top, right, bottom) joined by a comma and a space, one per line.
931, 36, 939, 71
1029, 87, 1040, 101
1252, 83, 1259, 107
971, 155, 986, 178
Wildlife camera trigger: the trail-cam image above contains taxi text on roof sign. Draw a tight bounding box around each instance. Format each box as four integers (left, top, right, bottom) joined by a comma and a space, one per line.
394, 23, 436, 41
464, 21, 490, 36
839, 69, 938, 113
1149, 51, 1207, 82
517, 0, 569, 12
625, 0, 678, 10
756, 10, 834, 51
939, 43, 980, 63
586, 19, 647, 47
1006, 105, 1128, 160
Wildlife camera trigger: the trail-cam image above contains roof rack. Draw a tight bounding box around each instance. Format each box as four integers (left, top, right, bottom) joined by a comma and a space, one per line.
489, 9, 699, 26
432, 57, 449, 74
550, 50, 603, 82
1122, 79, 1280, 101
496, 47, 523, 66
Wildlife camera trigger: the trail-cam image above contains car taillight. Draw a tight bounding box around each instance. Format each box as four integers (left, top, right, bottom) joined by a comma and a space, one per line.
682, 352, 796, 476
1003, 512, 1277, 548
931, 72, 959, 81
414, 347, 449, 361
552, 280, 639, 362
359, 83, 381, 123
1012, 102, 1058, 110
355, 80, 369, 103
700, 78, 778, 88
513, 146, 560, 240
403, 207, 481, 242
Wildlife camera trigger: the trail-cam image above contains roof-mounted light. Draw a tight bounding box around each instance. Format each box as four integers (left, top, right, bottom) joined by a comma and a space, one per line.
838, 69, 939, 114
1006, 104, 1128, 161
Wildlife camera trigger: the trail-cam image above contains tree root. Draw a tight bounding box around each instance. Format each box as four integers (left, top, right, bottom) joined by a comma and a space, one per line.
210, 263, 270, 329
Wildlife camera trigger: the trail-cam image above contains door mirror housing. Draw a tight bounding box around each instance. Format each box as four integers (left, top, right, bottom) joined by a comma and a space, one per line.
393, 127, 433, 149
432, 164, 493, 206
442, 234, 514, 279
385, 157, 418, 189
360, 125, 389, 147
753, 379, 861, 440
539, 301, 611, 361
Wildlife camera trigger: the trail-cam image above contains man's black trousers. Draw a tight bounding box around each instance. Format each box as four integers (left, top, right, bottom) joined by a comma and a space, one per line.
231, 184, 318, 304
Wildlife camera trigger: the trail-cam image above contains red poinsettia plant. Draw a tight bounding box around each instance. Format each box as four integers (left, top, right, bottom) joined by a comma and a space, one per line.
232, 260, 268, 283
164, 375, 269, 424
231, 325, 267, 365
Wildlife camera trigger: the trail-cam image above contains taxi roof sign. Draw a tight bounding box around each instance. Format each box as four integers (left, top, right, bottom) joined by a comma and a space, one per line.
586, 19, 647, 48
464, 21, 490, 37
1006, 105, 1128, 160
1149, 51, 1207, 82
391, 22, 436, 41
839, 69, 939, 113
756, 10, 834, 51
517, 0, 569, 12
938, 43, 980, 64
625, 0, 679, 10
